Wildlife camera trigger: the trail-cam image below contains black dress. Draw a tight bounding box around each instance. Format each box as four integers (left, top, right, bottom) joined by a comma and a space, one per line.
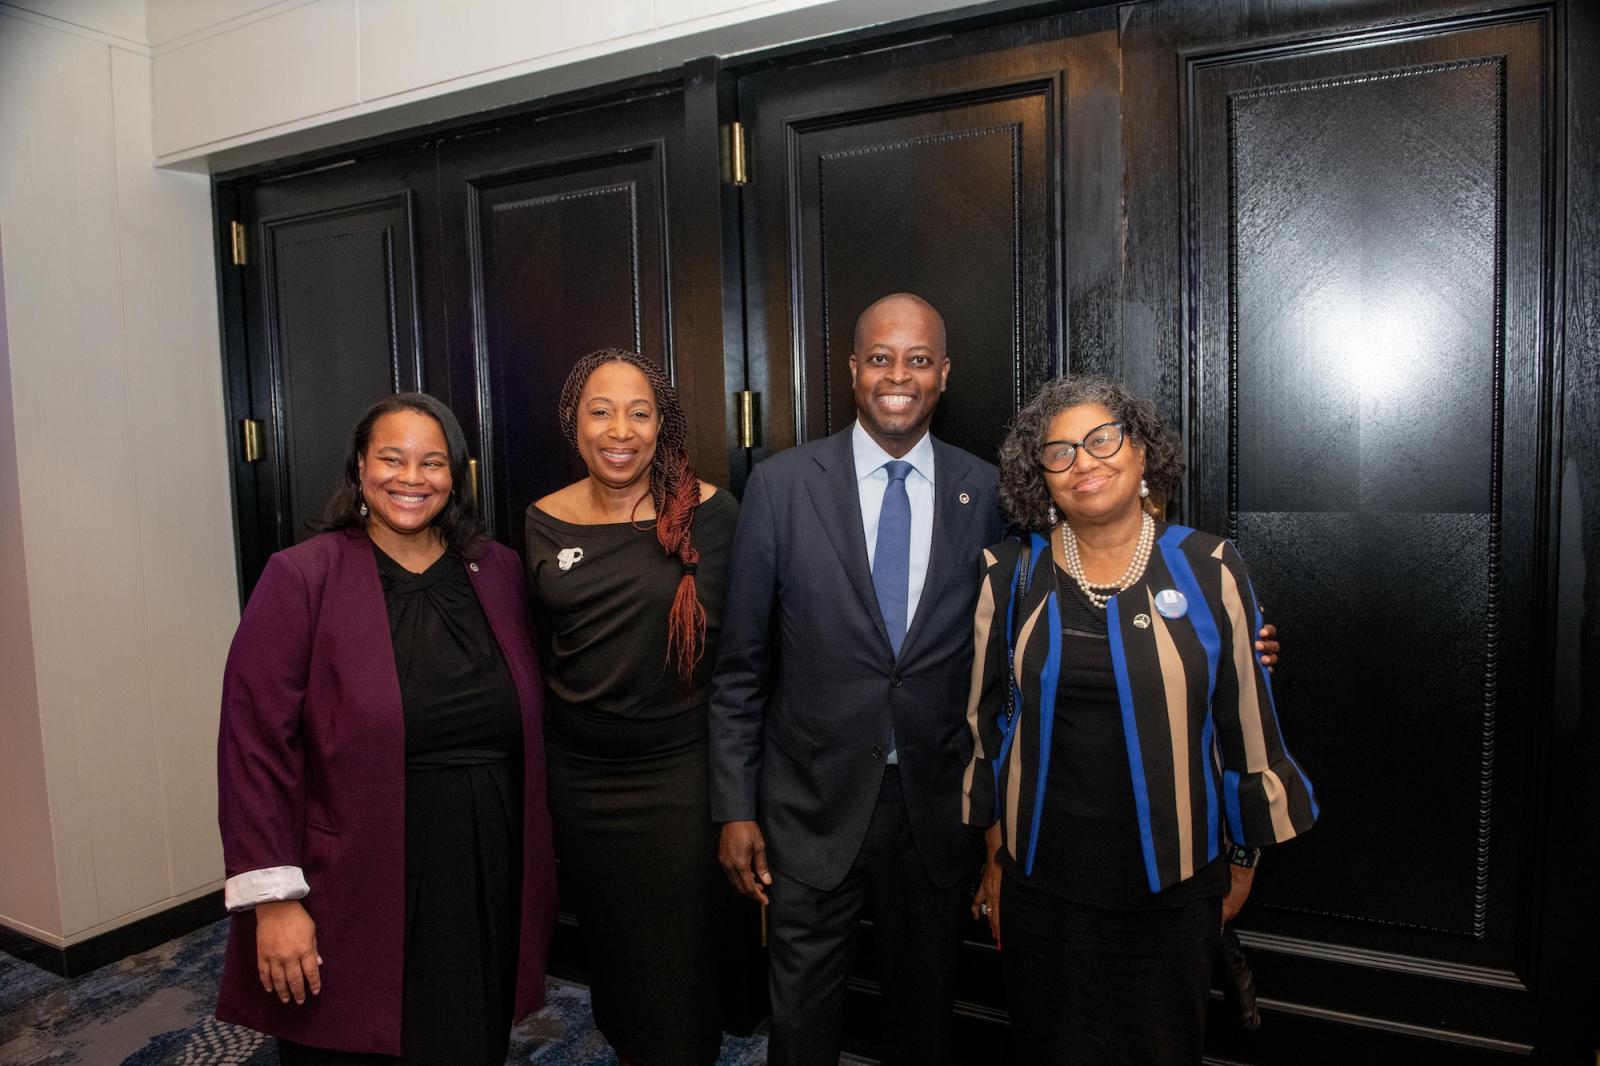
278, 547, 524, 1066
524, 491, 739, 1066
998, 568, 1226, 1066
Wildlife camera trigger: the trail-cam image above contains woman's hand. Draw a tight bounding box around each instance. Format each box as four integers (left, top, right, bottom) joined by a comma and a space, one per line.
1221, 864, 1256, 926
970, 824, 1003, 946
1254, 623, 1280, 673
255, 899, 322, 1005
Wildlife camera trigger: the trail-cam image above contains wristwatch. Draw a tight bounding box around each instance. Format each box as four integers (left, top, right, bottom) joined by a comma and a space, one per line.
1225, 843, 1261, 869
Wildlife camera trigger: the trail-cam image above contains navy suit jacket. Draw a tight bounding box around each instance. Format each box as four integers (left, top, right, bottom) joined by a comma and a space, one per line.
710, 427, 1004, 891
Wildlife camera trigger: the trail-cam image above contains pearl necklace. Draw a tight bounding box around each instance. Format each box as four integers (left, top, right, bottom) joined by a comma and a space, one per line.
1059, 510, 1155, 609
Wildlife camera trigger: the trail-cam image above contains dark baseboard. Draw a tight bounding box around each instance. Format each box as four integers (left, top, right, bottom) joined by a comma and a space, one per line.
0, 890, 226, 978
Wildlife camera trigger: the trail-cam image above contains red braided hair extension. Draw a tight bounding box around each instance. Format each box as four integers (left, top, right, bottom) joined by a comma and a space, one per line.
558, 349, 706, 684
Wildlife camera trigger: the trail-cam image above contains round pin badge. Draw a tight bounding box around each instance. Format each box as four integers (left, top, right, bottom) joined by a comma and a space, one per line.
1133, 613, 1151, 629
1154, 589, 1188, 620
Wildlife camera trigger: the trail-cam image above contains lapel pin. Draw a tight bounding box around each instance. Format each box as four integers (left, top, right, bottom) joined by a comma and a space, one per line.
1133, 613, 1151, 629
557, 547, 585, 571
468, 561, 480, 572
958, 492, 971, 505
1154, 589, 1188, 620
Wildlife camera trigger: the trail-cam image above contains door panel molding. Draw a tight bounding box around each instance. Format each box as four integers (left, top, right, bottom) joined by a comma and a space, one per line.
452, 139, 669, 549
812, 120, 1026, 435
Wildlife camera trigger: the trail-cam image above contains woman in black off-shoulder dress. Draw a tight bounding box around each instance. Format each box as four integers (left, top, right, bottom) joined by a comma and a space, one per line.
525, 349, 739, 1066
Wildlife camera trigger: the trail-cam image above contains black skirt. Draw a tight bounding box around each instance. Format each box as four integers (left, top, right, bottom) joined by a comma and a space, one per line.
546, 697, 723, 1066
999, 869, 1222, 1066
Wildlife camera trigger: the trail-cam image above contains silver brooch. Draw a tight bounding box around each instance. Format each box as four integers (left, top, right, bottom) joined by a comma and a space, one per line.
1133, 613, 1151, 629
557, 547, 584, 571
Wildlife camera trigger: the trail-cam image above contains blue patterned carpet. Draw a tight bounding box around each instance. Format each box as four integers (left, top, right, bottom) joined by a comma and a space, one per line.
0, 921, 770, 1065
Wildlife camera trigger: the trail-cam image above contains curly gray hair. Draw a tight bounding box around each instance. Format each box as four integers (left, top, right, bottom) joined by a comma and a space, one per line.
997, 375, 1184, 532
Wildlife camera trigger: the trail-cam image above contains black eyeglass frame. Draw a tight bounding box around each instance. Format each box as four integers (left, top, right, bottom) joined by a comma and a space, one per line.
1035, 420, 1128, 473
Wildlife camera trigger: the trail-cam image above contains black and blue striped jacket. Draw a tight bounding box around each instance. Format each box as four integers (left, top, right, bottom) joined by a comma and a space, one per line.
961, 524, 1318, 894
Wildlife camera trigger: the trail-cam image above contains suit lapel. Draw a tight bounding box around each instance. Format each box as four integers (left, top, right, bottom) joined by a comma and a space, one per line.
805, 428, 892, 651
901, 438, 977, 656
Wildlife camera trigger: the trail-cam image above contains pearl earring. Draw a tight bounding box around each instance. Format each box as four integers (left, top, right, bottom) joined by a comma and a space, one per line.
359, 498, 369, 517
1139, 479, 1150, 499
1048, 504, 1059, 526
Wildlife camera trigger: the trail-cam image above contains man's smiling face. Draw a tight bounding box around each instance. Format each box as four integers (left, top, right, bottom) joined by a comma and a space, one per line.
849, 295, 950, 458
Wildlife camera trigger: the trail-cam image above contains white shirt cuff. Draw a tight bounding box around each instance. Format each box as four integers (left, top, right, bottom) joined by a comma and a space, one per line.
224, 866, 310, 911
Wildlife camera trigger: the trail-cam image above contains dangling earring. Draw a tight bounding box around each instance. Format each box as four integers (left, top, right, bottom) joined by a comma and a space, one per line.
359, 497, 369, 517
1047, 504, 1059, 526
1139, 479, 1150, 499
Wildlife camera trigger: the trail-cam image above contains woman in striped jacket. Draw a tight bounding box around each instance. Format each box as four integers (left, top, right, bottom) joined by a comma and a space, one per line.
963, 375, 1318, 1065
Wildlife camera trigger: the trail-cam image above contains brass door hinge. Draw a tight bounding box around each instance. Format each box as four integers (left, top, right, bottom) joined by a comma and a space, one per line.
240, 418, 264, 462
724, 121, 749, 186
735, 390, 760, 449
229, 220, 248, 266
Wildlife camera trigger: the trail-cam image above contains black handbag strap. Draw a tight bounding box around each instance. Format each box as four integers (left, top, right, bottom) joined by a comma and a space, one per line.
1003, 539, 1034, 731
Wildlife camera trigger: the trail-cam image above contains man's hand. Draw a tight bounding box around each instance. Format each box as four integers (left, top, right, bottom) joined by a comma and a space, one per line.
719, 820, 772, 906
255, 899, 321, 1005
1254, 622, 1280, 673
1221, 863, 1256, 926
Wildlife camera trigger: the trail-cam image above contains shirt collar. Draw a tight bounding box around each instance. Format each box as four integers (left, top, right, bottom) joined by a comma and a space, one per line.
852, 421, 935, 484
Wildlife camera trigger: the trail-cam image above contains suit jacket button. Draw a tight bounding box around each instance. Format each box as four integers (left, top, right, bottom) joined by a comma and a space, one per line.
871, 746, 884, 760
890, 674, 903, 688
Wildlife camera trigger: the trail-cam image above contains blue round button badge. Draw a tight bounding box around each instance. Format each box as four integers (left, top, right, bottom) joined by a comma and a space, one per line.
1154, 589, 1188, 620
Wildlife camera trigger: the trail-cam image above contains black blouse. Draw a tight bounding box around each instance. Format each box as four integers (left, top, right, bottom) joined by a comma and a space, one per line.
998, 566, 1228, 908
372, 545, 522, 768
524, 490, 739, 719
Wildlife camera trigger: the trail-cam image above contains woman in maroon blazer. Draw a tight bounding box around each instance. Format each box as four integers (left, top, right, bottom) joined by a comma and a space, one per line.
215, 393, 557, 1063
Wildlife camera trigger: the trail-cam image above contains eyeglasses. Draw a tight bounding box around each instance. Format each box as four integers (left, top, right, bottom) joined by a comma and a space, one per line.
1036, 421, 1127, 473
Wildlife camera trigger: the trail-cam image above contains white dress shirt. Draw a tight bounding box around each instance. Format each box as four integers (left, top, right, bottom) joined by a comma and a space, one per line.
852, 421, 936, 643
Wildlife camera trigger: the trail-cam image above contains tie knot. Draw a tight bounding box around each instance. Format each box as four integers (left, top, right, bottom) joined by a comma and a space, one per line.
883, 459, 912, 484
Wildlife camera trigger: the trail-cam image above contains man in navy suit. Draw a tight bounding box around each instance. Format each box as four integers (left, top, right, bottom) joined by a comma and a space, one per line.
710, 293, 1001, 1066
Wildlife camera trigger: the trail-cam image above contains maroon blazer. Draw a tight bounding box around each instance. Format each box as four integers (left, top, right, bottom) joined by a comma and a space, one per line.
215, 530, 557, 1054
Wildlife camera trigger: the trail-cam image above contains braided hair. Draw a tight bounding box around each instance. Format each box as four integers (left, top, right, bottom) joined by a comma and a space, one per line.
558, 349, 705, 684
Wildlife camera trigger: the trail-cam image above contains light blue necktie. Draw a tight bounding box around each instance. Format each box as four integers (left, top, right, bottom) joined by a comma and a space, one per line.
874, 460, 912, 655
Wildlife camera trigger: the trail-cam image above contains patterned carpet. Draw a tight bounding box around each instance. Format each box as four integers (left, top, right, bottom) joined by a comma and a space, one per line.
0, 920, 771, 1066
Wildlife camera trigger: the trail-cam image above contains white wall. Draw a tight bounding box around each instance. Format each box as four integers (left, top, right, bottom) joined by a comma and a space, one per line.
146, 0, 978, 171
0, 1, 238, 945
0, 230, 61, 945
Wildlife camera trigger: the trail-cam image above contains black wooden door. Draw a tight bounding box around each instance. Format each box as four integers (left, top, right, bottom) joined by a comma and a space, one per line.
226, 146, 444, 592
436, 92, 678, 554
436, 85, 738, 554
737, 7, 1128, 468
1123, 2, 1570, 1061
